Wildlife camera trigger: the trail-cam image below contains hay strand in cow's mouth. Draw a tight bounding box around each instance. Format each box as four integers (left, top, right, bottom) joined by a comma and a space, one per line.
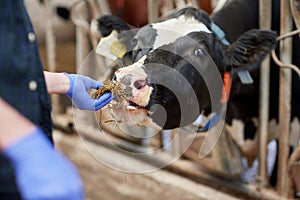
92, 79, 127, 102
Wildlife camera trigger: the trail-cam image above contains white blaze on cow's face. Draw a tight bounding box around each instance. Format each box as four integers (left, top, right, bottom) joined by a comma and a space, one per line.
111, 55, 165, 130
114, 56, 153, 108
151, 15, 211, 49
133, 14, 212, 61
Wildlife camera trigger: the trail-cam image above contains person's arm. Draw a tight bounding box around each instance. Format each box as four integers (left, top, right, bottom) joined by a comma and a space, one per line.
44, 71, 113, 111
43, 71, 70, 94
0, 98, 35, 149
0, 98, 84, 200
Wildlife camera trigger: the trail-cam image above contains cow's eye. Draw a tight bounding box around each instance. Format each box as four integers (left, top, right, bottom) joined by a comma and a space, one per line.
194, 48, 208, 56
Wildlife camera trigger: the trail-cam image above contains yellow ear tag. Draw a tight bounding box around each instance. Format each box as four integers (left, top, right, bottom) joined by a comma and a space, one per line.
95, 30, 125, 60
109, 40, 126, 59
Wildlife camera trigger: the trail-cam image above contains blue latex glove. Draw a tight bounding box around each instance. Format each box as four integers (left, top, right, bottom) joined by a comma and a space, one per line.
3, 128, 84, 200
63, 73, 113, 111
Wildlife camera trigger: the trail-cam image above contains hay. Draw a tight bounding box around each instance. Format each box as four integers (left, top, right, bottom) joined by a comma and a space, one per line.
92, 79, 126, 101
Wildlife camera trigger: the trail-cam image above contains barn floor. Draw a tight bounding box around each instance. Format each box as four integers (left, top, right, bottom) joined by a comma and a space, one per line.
53, 129, 241, 200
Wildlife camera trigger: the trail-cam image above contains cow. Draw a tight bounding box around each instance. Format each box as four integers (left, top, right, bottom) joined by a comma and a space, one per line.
210, 0, 300, 187
94, 0, 299, 189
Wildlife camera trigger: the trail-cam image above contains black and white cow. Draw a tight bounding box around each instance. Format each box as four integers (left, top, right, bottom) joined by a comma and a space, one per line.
209, 0, 300, 187
95, 0, 299, 187
97, 7, 277, 127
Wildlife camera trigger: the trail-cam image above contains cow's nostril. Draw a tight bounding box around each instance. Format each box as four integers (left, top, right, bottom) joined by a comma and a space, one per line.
134, 80, 146, 89
112, 75, 117, 81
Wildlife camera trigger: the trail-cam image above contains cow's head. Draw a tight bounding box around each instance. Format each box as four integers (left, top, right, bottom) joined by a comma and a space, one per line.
96, 7, 277, 130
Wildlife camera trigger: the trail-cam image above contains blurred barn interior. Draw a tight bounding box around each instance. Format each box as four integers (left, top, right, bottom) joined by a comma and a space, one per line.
24, 0, 300, 199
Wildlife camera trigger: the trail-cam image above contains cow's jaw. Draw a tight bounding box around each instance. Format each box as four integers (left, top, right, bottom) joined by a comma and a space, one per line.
109, 101, 161, 129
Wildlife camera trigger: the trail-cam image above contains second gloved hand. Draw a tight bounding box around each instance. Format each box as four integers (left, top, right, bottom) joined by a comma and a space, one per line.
63, 73, 113, 111
3, 128, 84, 200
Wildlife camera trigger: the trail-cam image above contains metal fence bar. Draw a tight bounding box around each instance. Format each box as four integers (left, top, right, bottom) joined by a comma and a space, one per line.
148, 0, 160, 23
277, 0, 293, 197
258, 0, 271, 186
45, 0, 62, 114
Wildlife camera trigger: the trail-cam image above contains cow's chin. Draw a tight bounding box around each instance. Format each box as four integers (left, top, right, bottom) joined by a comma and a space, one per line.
108, 100, 162, 130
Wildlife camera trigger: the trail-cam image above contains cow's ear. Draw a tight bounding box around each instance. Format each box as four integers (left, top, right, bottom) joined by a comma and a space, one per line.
223, 29, 277, 71
97, 15, 134, 37
94, 15, 138, 59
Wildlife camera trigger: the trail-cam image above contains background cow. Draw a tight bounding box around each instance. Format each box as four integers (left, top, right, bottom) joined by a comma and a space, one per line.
211, 0, 300, 186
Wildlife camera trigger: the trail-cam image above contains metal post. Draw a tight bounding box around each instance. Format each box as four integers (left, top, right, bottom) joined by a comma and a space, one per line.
258, 0, 271, 186
277, 0, 293, 197
187, 0, 199, 8
148, 0, 159, 23
73, 1, 95, 127
45, 0, 62, 114
175, 0, 186, 8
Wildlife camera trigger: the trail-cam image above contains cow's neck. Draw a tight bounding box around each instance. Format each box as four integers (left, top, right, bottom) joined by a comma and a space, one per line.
210, 0, 259, 42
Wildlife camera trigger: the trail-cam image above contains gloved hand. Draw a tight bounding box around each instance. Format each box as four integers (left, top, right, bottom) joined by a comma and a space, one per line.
63, 73, 113, 111
3, 128, 84, 200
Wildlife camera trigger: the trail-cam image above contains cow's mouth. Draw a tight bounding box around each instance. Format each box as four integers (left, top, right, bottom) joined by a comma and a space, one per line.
109, 98, 147, 112
127, 100, 147, 111
129, 100, 141, 108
